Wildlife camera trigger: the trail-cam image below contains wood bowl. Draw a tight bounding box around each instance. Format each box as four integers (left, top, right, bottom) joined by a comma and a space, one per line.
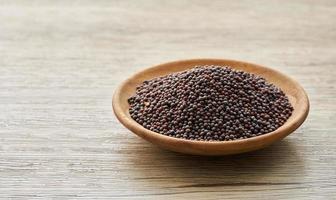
112, 59, 309, 155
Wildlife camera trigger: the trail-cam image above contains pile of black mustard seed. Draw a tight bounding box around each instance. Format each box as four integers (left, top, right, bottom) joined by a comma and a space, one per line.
128, 66, 293, 141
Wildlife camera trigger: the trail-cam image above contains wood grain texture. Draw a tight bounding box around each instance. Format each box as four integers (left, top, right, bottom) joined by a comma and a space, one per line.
0, 0, 335, 199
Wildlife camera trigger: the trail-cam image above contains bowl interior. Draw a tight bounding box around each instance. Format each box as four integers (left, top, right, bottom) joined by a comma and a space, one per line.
113, 59, 309, 155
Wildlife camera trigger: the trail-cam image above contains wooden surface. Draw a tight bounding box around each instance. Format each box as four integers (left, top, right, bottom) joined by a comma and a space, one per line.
0, 0, 335, 199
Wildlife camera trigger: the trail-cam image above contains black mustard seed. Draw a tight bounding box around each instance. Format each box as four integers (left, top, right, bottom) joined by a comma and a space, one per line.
128, 66, 293, 141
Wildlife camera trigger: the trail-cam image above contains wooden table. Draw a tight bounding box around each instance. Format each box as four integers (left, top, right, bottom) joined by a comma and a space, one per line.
1, 0, 335, 199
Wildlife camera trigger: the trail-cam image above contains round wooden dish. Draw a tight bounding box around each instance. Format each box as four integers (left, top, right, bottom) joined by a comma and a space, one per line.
112, 59, 309, 155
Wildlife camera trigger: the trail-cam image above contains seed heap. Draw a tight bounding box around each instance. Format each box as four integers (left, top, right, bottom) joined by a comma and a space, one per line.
128, 66, 293, 141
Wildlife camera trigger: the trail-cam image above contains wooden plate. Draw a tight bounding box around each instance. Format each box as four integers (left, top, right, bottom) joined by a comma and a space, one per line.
112, 59, 309, 155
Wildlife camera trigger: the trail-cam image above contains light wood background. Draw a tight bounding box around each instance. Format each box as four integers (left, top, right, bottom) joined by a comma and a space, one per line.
0, 0, 335, 199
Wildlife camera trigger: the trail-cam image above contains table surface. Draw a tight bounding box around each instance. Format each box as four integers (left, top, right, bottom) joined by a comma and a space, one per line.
1, 0, 335, 199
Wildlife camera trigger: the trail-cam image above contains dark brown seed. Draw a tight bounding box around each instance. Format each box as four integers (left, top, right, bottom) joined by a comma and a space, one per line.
128, 65, 293, 141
